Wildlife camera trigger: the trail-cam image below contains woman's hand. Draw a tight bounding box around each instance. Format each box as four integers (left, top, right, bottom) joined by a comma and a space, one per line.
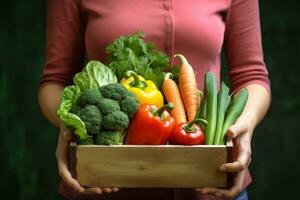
195, 113, 255, 199
56, 126, 120, 196
195, 84, 271, 199
220, 113, 254, 173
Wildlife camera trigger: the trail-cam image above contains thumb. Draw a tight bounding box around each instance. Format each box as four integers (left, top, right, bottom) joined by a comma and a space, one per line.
60, 126, 74, 142
226, 122, 247, 139
63, 131, 74, 142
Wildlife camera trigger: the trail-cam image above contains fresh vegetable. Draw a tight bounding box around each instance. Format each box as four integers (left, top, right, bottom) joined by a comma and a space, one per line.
74, 61, 118, 91
219, 88, 249, 144
101, 111, 129, 131
106, 31, 169, 88
72, 85, 139, 145
170, 91, 207, 145
77, 89, 103, 107
200, 95, 207, 119
125, 103, 175, 145
213, 82, 231, 145
204, 72, 218, 145
57, 60, 117, 139
97, 98, 121, 115
95, 130, 125, 145
120, 70, 164, 108
76, 105, 103, 135
77, 136, 94, 145
99, 82, 129, 101
170, 119, 207, 145
175, 54, 198, 121
200, 71, 248, 145
57, 85, 87, 139
193, 91, 204, 121
57, 61, 140, 145
120, 96, 141, 119
162, 73, 187, 124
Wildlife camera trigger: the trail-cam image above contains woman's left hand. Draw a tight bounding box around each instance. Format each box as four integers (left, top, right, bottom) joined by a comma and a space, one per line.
195, 113, 255, 199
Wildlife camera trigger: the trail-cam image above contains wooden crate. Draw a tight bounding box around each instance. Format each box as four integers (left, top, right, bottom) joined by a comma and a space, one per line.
70, 140, 233, 188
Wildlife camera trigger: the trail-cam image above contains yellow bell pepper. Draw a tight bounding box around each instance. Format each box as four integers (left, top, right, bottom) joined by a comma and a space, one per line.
120, 71, 164, 108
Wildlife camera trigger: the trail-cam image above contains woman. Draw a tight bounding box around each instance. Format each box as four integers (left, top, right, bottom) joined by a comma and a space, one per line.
38, 0, 271, 199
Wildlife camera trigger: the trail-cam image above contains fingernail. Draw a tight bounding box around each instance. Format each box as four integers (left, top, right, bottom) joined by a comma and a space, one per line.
220, 166, 226, 171
97, 189, 102, 194
105, 189, 112, 193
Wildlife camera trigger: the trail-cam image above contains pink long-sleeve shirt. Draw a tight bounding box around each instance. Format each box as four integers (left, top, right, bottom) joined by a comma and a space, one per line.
41, 0, 270, 199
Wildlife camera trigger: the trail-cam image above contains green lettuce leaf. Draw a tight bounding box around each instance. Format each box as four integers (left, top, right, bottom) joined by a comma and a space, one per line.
73, 60, 117, 91
57, 85, 87, 139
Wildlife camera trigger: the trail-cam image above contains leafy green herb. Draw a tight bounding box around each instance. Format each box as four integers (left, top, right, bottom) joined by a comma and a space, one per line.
105, 31, 169, 88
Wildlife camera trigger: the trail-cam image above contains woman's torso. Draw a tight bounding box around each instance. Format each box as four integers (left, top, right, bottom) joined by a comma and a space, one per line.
54, 1, 256, 199
82, 0, 230, 89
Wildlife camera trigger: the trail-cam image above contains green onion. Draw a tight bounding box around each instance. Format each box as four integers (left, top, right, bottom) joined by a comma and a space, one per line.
219, 88, 249, 144
213, 82, 231, 145
204, 72, 218, 145
200, 95, 207, 120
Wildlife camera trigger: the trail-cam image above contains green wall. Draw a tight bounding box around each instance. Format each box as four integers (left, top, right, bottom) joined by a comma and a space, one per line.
0, 1, 299, 199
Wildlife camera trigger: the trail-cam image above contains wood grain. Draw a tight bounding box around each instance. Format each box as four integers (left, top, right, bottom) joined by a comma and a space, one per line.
70, 142, 77, 179
226, 138, 233, 188
72, 144, 229, 188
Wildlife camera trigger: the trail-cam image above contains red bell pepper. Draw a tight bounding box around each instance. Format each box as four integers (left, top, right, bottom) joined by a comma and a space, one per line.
125, 103, 175, 145
170, 119, 207, 145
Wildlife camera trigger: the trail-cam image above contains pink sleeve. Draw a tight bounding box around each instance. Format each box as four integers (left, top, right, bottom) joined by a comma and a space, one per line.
40, 0, 85, 86
224, 0, 270, 93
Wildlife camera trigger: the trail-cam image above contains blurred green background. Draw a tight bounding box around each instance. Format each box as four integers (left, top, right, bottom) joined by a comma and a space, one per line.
0, 1, 299, 199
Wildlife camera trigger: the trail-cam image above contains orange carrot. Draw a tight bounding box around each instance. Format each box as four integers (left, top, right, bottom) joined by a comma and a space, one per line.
174, 54, 198, 121
162, 73, 187, 124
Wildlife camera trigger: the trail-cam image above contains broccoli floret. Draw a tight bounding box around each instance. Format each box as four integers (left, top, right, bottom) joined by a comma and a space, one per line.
99, 83, 128, 101
77, 89, 103, 107
102, 111, 129, 130
77, 136, 94, 145
120, 96, 140, 119
77, 105, 102, 135
127, 91, 138, 99
95, 131, 124, 145
97, 98, 120, 115
71, 104, 82, 114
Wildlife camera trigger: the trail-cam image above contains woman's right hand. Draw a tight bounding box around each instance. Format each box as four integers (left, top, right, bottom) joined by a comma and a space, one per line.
56, 126, 120, 196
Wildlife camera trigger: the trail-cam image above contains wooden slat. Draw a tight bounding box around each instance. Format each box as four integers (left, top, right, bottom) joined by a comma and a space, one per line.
226, 138, 233, 188
75, 145, 228, 188
70, 142, 77, 179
